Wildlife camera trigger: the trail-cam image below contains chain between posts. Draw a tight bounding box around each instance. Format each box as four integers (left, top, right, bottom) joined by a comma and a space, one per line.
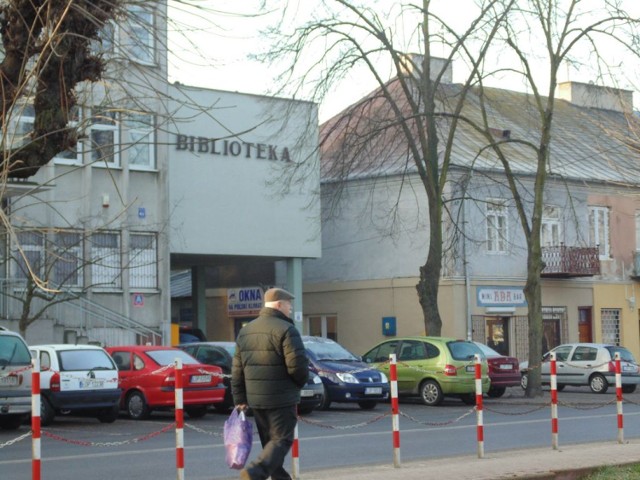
41, 422, 176, 447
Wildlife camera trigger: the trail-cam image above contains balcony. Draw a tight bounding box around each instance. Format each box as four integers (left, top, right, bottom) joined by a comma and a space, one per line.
631, 251, 640, 279
541, 245, 600, 278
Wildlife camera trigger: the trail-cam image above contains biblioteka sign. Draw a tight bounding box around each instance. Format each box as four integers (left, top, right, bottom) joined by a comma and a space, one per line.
227, 287, 264, 317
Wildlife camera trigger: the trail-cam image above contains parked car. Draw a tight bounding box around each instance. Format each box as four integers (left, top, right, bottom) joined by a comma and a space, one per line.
179, 341, 324, 414
362, 336, 489, 406
105, 345, 225, 419
29, 344, 121, 426
520, 343, 640, 394
473, 341, 520, 398
177, 341, 235, 412
0, 327, 32, 430
303, 336, 389, 410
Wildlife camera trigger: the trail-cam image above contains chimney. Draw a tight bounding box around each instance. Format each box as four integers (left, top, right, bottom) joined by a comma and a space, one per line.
556, 81, 633, 113
399, 54, 453, 84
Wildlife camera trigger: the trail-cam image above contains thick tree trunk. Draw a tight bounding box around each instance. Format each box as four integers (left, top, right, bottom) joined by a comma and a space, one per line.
416, 204, 443, 336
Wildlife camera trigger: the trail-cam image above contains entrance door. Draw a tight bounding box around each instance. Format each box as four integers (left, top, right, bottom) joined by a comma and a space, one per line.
578, 307, 593, 343
486, 317, 509, 356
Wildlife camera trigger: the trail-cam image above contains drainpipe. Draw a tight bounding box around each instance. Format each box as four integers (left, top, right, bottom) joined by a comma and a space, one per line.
463, 191, 472, 341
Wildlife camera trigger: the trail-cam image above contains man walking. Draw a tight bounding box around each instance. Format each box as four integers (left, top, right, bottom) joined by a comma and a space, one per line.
232, 287, 309, 480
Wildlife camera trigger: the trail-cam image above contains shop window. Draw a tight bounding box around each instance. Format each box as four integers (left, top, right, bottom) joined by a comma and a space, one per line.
129, 233, 157, 289
90, 231, 121, 288
305, 315, 337, 341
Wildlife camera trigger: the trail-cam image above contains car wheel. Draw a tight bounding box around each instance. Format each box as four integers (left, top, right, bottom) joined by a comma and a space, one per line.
520, 373, 528, 390
0, 414, 23, 430
126, 391, 151, 420
419, 379, 443, 406
460, 393, 476, 405
97, 404, 119, 424
589, 373, 609, 394
40, 397, 56, 426
357, 401, 377, 410
185, 406, 208, 418
487, 387, 506, 398
622, 384, 637, 394
319, 385, 332, 410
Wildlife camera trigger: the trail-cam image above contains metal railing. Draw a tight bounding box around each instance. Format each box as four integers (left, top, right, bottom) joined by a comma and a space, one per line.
0, 278, 162, 345
541, 245, 600, 277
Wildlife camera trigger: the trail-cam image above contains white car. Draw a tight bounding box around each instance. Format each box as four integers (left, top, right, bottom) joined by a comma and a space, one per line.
0, 327, 32, 430
29, 344, 121, 425
520, 343, 640, 394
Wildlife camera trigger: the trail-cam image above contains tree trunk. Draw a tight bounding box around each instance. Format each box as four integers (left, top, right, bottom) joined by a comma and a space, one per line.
416, 202, 443, 336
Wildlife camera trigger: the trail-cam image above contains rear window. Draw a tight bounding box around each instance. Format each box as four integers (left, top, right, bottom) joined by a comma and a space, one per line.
58, 349, 115, 371
146, 349, 199, 365
447, 341, 483, 361
0, 335, 32, 366
606, 346, 636, 363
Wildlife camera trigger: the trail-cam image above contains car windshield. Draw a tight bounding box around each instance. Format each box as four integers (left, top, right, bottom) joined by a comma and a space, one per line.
606, 346, 636, 363
305, 340, 358, 362
59, 350, 114, 371
147, 349, 200, 366
474, 342, 501, 357
448, 341, 484, 361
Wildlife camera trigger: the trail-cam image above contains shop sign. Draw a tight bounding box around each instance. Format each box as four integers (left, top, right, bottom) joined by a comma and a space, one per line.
476, 286, 527, 307
227, 287, 264, 317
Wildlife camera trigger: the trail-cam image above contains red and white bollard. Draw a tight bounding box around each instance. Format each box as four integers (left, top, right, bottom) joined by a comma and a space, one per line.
550, 352, 558, 450
174, 359, 185, 480
292, 407, 300, 479
474, 354, 484, 459
615, 352, 624, 444
31, 357, 41, 480
389, 353, 401, 468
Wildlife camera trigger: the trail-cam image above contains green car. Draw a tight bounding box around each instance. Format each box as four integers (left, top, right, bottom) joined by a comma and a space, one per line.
362, 336, 490, 406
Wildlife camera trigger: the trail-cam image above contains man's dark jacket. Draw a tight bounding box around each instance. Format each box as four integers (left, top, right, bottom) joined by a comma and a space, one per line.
231, 307, 309, 409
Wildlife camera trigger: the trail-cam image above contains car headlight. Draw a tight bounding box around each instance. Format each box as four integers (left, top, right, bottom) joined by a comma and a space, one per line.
336, 372, 359, 383
379, 372, 389, 383
312, 374, 322, 384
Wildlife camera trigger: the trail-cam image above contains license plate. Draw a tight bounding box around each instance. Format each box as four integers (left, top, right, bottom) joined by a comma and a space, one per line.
465, 365, 476, 373
300, 389, 314, 397
365, 387, 382, 395
79, 378, 104, 389
623, 365, 636, 372
500, 364, 513, 370
0, 375, 18, 386
191, 375, 211, 384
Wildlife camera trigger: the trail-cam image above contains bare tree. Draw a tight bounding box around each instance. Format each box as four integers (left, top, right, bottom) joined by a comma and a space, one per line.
259, 0, 514, 335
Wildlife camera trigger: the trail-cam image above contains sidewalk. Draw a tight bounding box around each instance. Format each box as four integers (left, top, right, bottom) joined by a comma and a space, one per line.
297, 439, 640, 480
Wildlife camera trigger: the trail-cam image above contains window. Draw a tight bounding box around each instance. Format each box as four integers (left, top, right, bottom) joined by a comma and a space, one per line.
13, 231, 44, 279
305, 315, 337, 341
91, 21, 115, 56
3, 101, 34, 150
129, 233, 157, 289
50, 231, 83, 287
90, 232, 121, 288
486, 199, 508, 253
541, 205, 562, 246
601, 308, 620, 345
125, 6, 155, 65
363, 341, 398, 363
589, 206, 610, 259
89, 108, 119, 167
124, 113, 155, 169
54, 106, 81, 164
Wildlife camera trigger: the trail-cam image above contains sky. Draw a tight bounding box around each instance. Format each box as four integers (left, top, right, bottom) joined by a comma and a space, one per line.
166, 0, 640, 122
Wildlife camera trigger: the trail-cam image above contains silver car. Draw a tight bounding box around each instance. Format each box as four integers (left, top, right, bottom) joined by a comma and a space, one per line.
521, 343, 640, 394
0, 327, 32, 430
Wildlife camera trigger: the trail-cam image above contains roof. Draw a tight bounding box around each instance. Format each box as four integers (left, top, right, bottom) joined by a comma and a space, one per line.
320, 79, 640, 186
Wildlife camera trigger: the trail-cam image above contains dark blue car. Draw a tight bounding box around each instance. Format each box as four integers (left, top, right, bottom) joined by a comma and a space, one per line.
302, 336, 389, 410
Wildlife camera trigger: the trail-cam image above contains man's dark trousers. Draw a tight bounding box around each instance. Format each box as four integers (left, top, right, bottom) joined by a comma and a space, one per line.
244, 405, 297, 480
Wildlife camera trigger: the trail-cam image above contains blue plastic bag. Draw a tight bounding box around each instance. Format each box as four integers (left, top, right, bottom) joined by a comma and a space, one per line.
224, 408, 253, 469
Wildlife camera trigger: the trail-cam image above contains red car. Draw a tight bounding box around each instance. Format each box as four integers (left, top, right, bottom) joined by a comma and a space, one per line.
105, 345, 225, 420
474, 342, 520, 397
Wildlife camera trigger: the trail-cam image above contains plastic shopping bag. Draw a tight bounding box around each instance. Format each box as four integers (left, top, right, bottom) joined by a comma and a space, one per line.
224, 408, 253, 469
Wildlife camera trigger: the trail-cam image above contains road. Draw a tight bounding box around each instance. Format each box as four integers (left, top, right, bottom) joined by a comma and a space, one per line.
1, 387, 639, 480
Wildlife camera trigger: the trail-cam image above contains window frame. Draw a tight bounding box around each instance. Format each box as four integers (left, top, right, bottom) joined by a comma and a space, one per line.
53, 106, 83, 165
12, 230, 45, 280
588, 206, 610, 259
128, 232, 158, 289
88, 107, 120, 168
90, 231, 122, 289
125, 5, 156, 66
49, 230, 84, 288
124, 112, 156, 170
485, 198, 508, 254
541, 205, 562, 247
